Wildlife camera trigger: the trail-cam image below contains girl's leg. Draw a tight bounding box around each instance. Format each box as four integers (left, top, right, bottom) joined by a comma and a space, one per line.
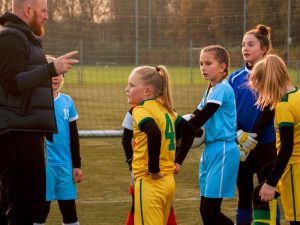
236, 159, 255, 225
200, 196, 234, 225
126, 186, 134, 225
290, 222, 300, 225
167, 206, 177, 225
33, 201, 51, 224
58, 199, 79, 224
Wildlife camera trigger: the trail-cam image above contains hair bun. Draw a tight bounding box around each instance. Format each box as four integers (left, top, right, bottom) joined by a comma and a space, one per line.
256, 24, 271, 38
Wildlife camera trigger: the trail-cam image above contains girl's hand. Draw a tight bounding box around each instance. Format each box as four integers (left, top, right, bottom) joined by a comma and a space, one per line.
73, 168, 84, 183
259, 182, 276, 201
150, 172, 163, 180
174, 163, 181, 176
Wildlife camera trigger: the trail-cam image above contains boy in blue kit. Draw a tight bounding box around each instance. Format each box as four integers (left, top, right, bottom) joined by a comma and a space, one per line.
34, 56, 84, 225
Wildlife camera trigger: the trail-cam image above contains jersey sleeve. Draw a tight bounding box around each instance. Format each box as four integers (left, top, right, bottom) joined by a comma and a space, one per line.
197, 91, 207, 110
206, 83, 226, 106
69, 97, 79, 122
122, 110, 134, 130
276, 102, 294, 128
132, 106, 154, 129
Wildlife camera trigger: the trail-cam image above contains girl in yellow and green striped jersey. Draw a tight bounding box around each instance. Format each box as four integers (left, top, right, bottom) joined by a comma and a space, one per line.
250, 54, 300, 225
125, 65, 195, 225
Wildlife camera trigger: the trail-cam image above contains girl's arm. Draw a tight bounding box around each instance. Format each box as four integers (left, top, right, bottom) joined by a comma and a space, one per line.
69, 120, 81, 168
140, 120, 161, 174
121, 128, 134, 170
266, 126, 294, 187
70, 120, 84, 183
251, 104, 275, 137
174, 118, 195, 165
189, 103, 220, 129
259, 126, 293, 201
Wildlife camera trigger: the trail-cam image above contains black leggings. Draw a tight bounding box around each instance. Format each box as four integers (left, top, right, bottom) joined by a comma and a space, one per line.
290, 222, 300, 225
237, 142, 277, 209
200, 197, 234, 225
34, 200, 78, 223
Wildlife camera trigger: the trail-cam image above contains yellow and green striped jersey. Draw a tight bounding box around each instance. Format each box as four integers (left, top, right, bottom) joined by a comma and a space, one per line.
275, 88, 300, 164
132, 99, 181, 180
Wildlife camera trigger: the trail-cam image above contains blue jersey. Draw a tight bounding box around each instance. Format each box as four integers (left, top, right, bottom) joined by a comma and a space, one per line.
198, 79, 237, 143
228, 66, 275, 144
46, 93, 79, 166
198, 79, 240, 198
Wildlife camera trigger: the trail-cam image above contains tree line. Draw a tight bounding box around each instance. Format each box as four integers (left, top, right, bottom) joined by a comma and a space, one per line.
1, 0, 299, 65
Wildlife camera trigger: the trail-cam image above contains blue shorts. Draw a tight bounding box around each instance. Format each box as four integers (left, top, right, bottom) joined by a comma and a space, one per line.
200, 140, 240, 198
46, 165, 77, 201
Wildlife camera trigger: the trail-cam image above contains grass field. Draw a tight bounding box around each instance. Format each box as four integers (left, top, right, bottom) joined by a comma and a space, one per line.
45, 138, 290, 225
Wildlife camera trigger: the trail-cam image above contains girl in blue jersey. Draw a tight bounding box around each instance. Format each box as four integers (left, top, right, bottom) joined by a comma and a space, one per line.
34, 56, 84, 225
188, 45, 240, 225
228, 25, 279, 225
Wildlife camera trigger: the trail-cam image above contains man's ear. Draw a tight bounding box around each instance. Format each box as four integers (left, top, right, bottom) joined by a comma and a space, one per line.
23, 4, 33, 19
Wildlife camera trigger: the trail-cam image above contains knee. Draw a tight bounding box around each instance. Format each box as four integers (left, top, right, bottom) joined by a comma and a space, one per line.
200, 201, 219, 224
58, 200, 78, 223
34, 201, 51, 223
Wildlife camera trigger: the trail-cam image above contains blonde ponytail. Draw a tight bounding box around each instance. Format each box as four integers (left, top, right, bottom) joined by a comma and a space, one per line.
132, 65, 174, 115
155, 65, 174, 115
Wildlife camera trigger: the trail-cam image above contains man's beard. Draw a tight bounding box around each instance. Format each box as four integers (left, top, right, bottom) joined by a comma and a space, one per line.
29, 11, 45, 37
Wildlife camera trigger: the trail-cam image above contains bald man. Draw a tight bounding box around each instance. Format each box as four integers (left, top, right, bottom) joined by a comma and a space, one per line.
0, 1, 78, 224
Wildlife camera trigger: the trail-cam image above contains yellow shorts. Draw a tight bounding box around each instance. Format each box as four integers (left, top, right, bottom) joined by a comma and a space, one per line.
134, 175, 175, 225
278, 163, 300, 221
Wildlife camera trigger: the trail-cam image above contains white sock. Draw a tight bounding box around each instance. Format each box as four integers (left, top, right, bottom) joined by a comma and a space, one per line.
62, 222, 80, 225
33, 223, 45, 225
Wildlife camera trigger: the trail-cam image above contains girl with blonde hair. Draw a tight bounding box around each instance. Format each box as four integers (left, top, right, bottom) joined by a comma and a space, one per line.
250, 54, 300, 225
125, 65, 195, 225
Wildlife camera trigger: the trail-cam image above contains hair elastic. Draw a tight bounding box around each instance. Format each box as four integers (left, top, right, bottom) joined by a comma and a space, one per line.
156, 66, 164, 76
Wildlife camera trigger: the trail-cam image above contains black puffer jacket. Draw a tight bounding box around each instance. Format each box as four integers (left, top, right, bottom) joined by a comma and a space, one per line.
0, 12, 57, 135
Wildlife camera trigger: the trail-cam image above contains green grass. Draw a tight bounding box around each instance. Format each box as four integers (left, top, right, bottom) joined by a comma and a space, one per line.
45, 138, 290, 225
66, 65, 300, 86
